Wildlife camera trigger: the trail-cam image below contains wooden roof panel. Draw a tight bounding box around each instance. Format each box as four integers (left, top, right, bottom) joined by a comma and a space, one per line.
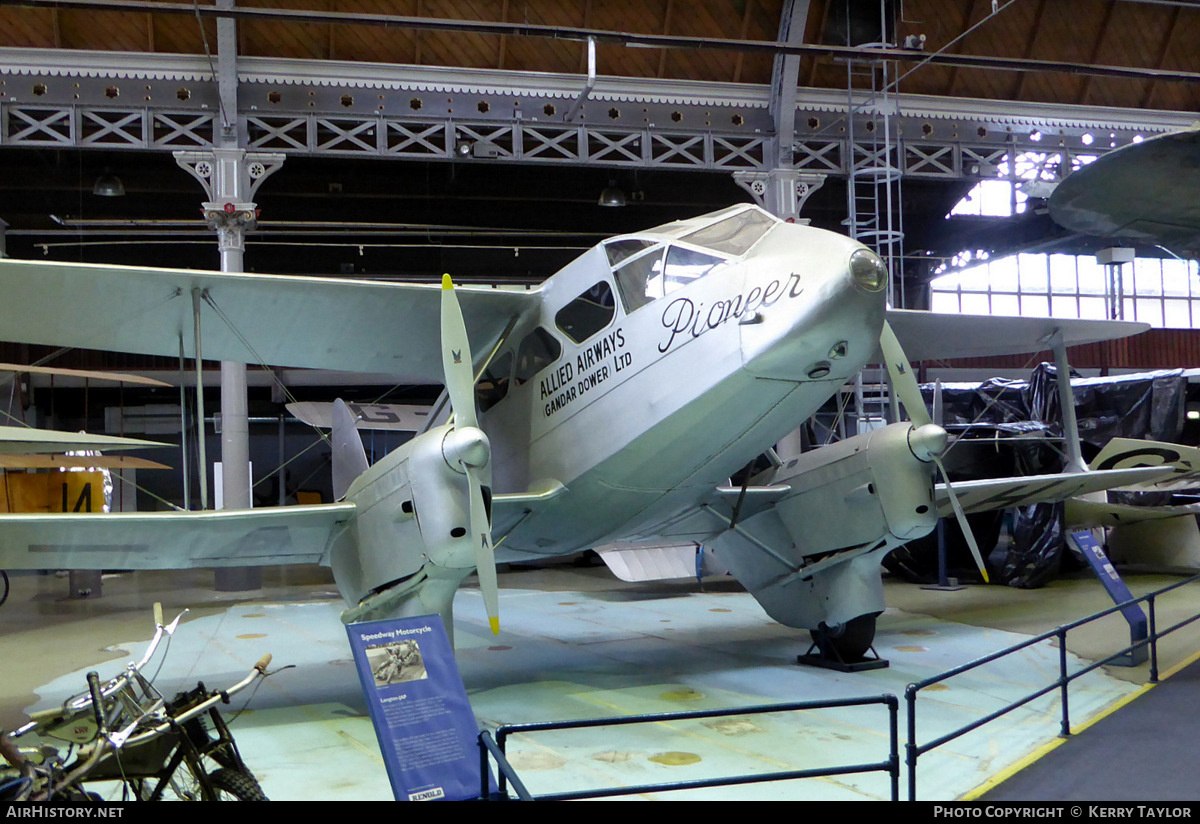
0, 9, 58, 49
0, 1, 1194, 113
145, 12, 213, 55
56, 10, 154, 52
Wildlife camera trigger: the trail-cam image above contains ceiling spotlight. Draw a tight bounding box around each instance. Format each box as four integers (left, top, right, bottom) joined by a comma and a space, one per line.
92, 170, 125, 197
455, 140, 473, 157
598, 180, 626, 208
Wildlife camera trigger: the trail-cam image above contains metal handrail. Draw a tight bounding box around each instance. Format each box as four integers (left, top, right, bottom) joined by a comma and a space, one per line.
478, 694, 899, 801
905, 571, 1200, 800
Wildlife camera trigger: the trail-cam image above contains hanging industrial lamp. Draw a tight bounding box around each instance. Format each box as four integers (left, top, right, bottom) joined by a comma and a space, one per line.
92, 170, 126, 197
597, 180, 626, 208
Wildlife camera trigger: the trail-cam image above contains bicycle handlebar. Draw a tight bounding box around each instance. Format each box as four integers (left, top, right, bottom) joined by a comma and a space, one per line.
7, 604, 271, 802
110, 654, 272, 749
45, 653, 273, 797
62, 603, 188, 715
85, 673, 105, 736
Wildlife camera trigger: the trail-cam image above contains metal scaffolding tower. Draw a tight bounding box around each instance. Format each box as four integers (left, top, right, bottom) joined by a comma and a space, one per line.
843, 3, 905, 310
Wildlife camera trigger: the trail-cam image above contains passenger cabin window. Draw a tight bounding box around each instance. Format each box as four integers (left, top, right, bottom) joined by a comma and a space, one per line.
555, 281, 616, 344
514, 327, 562, 385
680, 209, 775, 256
613, 245, 725, 313
476, 350, 513, 412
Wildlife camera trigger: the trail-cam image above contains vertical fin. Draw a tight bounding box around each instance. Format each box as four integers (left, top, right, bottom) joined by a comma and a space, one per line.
331, 399, 370, 500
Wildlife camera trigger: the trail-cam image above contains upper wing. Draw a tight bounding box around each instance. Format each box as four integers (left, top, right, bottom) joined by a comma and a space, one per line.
0, 259, 540, 380
885, 309, 1148, 362
0, 425, 164, 454
0, 504, 355, 570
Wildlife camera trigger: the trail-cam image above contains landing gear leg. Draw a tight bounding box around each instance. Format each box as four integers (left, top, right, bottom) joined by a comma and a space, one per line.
797, 612, 888, 672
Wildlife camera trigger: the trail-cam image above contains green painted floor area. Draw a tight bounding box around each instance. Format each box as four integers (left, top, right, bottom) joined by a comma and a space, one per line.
8, 563, 1196, 800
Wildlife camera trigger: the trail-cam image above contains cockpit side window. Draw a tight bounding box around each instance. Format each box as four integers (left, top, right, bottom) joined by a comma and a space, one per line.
476, 350, 513, 412
555, 281, 616, 344
680, 209, 775, 256
613, 245, 726, 314
613, 247, 665, 314
663, 246, 723, 292
514, 327, 562, 385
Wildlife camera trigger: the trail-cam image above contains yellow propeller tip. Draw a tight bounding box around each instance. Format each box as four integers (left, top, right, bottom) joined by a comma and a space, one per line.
489, 617, 500, 635
441, 273, 454, 290
982, 572, 990, 584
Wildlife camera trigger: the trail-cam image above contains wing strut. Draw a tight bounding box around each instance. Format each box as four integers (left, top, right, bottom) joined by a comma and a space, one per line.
1048, 328, 1087, 474
191, 288, 209, 510
178, 334, 190, 511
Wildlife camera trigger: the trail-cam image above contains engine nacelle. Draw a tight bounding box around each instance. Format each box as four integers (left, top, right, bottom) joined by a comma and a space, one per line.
706, 422, 942, 633
329, 423, 491, 608
771, 422, 939, 560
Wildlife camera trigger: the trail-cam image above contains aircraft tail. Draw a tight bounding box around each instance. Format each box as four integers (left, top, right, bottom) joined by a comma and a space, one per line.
331, 398, 370, 500
1089, 437, 1200, 473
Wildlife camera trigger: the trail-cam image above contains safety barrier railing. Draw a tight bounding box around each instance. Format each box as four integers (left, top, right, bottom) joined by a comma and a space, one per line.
905, 572, 1200, 801
478, 695, 900, 801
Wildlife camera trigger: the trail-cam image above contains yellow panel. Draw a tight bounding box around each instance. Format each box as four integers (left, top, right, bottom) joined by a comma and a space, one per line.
6, 472, 52, 513
54, 472, 105, 513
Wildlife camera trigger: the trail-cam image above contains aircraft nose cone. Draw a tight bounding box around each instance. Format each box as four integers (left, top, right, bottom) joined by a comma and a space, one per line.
442, 426, 491, 472
907, 423, 948, 463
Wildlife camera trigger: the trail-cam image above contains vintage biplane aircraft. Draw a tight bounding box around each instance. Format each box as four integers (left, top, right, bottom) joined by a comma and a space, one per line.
0, 204, 1181, 659
0, 426, 161, 459
0, 364, 170, 471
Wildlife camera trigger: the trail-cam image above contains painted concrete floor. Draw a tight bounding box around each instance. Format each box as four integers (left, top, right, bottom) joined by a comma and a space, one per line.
4, 562, 1200, 801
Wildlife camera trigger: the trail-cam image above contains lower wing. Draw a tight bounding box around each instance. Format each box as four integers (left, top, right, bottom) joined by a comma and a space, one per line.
0, 504, 356, 570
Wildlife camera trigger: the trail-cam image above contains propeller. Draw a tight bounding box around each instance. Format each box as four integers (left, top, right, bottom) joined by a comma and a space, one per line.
440, 274, 500, 633
330, 399, 369, 501
880, 320, 990, 584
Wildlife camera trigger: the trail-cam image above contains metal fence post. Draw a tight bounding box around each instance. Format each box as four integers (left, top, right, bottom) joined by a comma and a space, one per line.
1149, 593, 1160, 683
906, 686, 918, 801
1058, 627, 1070, 737
479, 732, 490, 800
887, 694, 899, 802
496, 727, 509, 797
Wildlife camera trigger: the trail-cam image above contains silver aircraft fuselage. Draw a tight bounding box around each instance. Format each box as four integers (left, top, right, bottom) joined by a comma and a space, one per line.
484, 217, 886, 557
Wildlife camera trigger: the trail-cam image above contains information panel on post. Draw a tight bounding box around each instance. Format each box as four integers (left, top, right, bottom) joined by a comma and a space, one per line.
346, 615, 493, 801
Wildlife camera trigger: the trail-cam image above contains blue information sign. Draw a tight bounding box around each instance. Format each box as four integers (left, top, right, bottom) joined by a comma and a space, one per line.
1068, 529, 1148, 665
346, 615, 492, 801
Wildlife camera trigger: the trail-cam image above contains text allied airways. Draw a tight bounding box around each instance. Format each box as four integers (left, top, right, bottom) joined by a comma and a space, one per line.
541, 328, 628, 418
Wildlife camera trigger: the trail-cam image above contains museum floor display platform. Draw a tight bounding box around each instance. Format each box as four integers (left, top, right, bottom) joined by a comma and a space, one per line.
4, 562, 1199, 801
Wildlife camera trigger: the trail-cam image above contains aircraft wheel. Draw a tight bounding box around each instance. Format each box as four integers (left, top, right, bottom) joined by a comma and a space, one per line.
809, 613, 878, 662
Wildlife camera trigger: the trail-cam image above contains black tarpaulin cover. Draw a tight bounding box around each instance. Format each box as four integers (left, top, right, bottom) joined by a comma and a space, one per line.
882, 366, 1187, 587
